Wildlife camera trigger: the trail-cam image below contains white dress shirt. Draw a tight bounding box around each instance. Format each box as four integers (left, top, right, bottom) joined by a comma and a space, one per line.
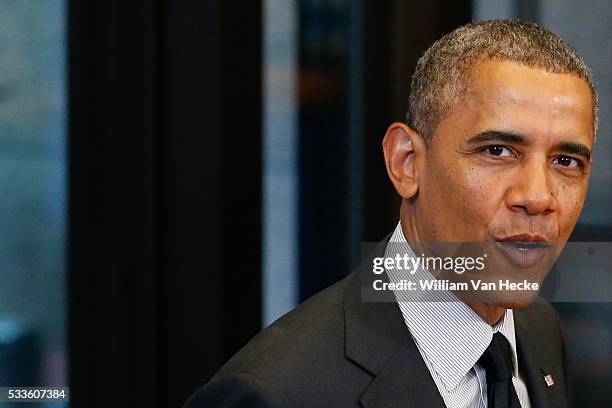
385, 221, 532, 408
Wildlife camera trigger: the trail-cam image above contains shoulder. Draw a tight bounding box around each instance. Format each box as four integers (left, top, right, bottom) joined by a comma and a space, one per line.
186, 273, 371, 407
184, 371, 281, 407
515, 299, 563, 337
222, 273, 349, 375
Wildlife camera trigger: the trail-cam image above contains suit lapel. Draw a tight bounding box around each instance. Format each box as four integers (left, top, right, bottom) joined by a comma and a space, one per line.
514, 308, 568, 408
359, 338, 446, 408
343, 240, 445, 408
343, 238, 567, 408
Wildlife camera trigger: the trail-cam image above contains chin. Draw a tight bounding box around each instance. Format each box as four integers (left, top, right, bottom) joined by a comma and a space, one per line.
488, 290, 541, 310
498, 300, 536, 310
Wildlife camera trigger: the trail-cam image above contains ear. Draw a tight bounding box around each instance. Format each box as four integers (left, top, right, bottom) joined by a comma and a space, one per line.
382, 122, 426, 199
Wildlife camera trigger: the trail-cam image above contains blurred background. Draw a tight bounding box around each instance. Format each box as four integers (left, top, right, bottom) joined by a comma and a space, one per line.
0, 0, 610, 407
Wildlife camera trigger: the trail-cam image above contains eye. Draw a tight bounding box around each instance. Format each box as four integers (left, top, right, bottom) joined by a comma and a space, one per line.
553, 155, 581, 169
485, 145, 513, 157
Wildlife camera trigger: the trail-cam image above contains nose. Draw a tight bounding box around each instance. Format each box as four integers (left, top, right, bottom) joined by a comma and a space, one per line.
505, 158, 556, 216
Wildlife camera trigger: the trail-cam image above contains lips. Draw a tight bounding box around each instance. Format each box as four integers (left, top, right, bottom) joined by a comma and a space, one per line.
494, 234, 553, 268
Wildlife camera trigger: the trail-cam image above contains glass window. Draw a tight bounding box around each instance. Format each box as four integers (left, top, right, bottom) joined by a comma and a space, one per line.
0, 0, 67, 397
474, 1, 612, 404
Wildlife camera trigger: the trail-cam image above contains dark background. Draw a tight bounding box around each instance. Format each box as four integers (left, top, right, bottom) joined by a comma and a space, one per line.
63, 1, 612, 407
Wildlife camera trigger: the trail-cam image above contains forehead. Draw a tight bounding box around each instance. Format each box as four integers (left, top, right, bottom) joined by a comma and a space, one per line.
456, 59, 594, 144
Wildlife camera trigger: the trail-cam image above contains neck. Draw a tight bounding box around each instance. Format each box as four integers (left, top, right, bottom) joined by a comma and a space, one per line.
399, 201, 507, 326
464, 301, 506, 325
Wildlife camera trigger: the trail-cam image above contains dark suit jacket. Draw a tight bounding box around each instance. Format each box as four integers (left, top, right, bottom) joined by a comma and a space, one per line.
185, 239, 571, 407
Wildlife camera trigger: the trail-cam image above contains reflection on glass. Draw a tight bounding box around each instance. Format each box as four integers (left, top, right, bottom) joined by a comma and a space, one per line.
0, 0, 67, 401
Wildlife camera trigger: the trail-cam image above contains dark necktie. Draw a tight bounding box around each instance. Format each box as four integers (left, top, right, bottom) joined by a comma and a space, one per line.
479, 332, 521, 408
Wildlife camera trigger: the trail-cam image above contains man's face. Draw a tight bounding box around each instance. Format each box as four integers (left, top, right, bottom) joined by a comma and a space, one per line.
416, 59, 594, 257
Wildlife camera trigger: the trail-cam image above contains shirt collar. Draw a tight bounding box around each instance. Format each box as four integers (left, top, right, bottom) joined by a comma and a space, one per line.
385, 221, 520, 391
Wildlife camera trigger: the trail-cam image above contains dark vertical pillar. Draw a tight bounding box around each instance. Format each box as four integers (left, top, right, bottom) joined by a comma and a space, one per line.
362, 0, 471, 241
297, 1, 353, 300
68, 1, 262, 407
160, 1, 262, 406
68, 1, 161, 407
362, 0, 397, 242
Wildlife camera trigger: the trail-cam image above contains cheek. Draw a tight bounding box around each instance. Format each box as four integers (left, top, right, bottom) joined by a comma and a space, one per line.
455, 164, 507, 222
461, 164, 505, 203
420, 160, 503, 240
555, 180, 588, 235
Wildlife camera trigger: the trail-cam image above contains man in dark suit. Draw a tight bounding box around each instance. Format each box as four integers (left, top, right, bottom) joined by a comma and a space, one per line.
185, 20, 597, 407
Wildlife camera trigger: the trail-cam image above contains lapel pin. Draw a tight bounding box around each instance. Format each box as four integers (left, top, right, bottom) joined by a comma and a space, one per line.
543, 374, 555, 387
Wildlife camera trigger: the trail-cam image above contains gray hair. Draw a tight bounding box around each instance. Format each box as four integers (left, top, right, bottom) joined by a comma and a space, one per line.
407, 19, 598, 140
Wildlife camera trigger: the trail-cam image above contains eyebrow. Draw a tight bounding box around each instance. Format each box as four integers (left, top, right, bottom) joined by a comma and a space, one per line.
556, 141, 591, 160
465, 129, 592, 160
466, 130, 526, 145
